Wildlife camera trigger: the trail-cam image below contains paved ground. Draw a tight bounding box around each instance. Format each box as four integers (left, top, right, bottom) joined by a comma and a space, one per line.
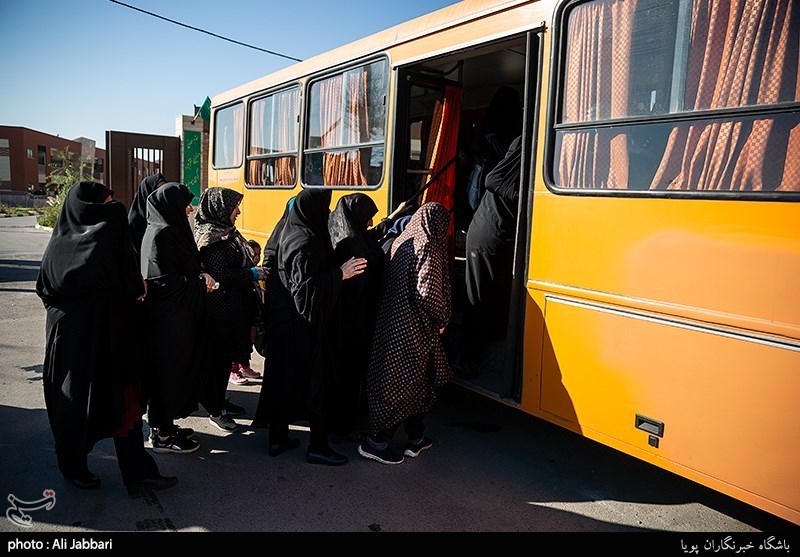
0, 216, 796, 539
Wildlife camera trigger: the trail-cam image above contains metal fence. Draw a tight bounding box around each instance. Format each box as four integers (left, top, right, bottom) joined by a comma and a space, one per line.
0, 190, 49, 208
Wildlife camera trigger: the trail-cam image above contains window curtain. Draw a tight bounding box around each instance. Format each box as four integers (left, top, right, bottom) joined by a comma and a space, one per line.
232, 104, 244, 166
248, 99, 266, 184
649, 0, 800, 191
320, 68, 369, 186
274, 90, 297, 185
558, 0, 636, 189
422, 85, 462, 211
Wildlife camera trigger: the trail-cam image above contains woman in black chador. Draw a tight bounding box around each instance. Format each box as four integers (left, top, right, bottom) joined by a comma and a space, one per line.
327, 193, 406, 439
128, 173, 167, 268
36, 181, 177, 493
140, 182, 212, 454
254, 189, 366, 465
461, 136, 523, 375
194, 187, 264, 432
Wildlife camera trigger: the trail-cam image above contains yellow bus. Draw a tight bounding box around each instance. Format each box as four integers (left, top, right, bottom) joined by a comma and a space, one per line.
207, 0, 800, 525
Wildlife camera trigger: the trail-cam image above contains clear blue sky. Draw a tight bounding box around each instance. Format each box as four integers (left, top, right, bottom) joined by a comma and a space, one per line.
0, 0, 457, 149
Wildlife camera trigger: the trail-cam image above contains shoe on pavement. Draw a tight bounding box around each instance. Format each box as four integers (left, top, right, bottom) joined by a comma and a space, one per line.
237, 364, 262, 380
209, 412, 239, 432
358, 440, 404, 465
229, 371, 249, 386
403, 437, 433, 458
152, 434, 201, 454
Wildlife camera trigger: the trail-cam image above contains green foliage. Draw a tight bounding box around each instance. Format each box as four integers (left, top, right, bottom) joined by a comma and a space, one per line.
36, 147, 95, 228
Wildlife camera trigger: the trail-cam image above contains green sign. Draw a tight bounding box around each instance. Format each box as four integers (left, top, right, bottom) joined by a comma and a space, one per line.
184, 130, 201, 204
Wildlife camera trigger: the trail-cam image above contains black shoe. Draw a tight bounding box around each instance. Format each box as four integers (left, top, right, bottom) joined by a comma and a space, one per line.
126, 475, 179, 496
358, 440, 404, 465
209, 412, 239, 432
268, 437, 300, 457
149, 427, 194, 443
306, 446, 348, 466
223, 398, 246, 416
403, 437, 433, 458
152, 433, 201, 454
66, 472, 101, 490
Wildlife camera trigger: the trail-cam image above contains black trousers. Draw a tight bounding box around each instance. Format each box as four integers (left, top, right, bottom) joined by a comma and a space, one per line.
373, 412, 426, 444
57, 421, 160, 486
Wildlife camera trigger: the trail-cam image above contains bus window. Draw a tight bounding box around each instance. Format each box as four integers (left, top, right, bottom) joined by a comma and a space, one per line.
247, 87, 300, 187
213, 103, 244, 169
303, 58, 388, 187
551, 0, 800, 194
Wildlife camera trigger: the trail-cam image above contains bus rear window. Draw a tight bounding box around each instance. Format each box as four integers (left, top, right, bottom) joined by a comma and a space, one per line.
551, 0, 800, 194
213, 103, 244, 169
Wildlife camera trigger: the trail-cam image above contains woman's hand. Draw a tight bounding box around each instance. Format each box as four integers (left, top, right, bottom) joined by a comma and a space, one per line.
388, 200, 408, 220
253, 266, 268, 281
340, 257, 367, 280
137, 279, 148, 302
200, 273, 217, 293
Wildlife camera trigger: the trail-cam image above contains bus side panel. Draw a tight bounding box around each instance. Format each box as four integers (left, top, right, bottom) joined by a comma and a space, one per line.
528, 195, 800, 339
538, 295, 800, 522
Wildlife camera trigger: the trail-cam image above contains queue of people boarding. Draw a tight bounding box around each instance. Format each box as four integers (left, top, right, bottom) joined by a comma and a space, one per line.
35, 174, 455, 493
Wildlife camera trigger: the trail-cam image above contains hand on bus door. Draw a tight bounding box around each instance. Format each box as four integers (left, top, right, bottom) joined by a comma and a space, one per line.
341, 257, 367, 280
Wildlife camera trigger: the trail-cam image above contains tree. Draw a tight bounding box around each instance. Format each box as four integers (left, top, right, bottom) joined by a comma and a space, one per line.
36, 147, 94, 228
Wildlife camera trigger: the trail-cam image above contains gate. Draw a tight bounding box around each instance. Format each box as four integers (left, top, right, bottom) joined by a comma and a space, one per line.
105, 131, 180, 207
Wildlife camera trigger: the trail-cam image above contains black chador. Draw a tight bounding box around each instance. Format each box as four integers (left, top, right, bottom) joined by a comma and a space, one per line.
462, 136, 523, 363
254, 189, 344, 460
128, 173, 167, 268
326, 193, 388, 436
140, 183, 205, 434
36, 181, 162, 488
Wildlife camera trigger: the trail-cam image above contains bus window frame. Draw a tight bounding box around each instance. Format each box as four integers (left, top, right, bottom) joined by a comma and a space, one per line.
300, 54, 390, 191
211, 100, 245, 171
543, 0, 800, 202
245, 83, 302, 190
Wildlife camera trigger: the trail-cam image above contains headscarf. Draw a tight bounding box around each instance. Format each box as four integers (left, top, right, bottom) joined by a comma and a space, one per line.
263, 196, 296, 275
140, 183, 199, 280
390, 201, 450, 261
194, 187, 255, 265
277, 188, 334, 261
128, 173, 167, 259
36, 181, 141, 304
328, 193, 379, 250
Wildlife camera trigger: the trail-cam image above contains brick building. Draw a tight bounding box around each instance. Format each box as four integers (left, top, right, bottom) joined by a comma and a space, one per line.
0, 126, 105, 194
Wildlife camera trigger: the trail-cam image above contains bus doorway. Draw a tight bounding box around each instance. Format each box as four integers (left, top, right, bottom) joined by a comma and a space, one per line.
392, 32, 539, 403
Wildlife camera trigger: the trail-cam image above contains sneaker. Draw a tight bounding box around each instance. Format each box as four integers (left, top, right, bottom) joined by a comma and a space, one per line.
223, 398, 245, 416
404, 437, 433, 458
229, 371, 249, 386
358, 441, 404, 465
237, 364, 262, 380
152, 433, 201, 454
209, 412, 239, 432
149, 427, 194, 443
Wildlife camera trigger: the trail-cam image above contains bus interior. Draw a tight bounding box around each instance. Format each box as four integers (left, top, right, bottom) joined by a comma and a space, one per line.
391, 34, 533, 404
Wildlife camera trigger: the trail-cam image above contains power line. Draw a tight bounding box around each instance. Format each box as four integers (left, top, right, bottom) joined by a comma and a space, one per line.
108, 0, 303, 62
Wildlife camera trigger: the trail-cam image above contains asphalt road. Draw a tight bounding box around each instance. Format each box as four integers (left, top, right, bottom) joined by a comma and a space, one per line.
0, 216, 796, 543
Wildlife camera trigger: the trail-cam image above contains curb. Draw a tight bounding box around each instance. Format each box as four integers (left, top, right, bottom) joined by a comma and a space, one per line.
34, 224, 54, 232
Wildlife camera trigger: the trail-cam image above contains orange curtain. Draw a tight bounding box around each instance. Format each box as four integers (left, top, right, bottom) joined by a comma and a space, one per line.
321, 68, 369, 186
558, 0, 635, 189
422, 85, 462, 210
274, 89, 297, 185
649, 0, 800, 191
247, 99, 265, 184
